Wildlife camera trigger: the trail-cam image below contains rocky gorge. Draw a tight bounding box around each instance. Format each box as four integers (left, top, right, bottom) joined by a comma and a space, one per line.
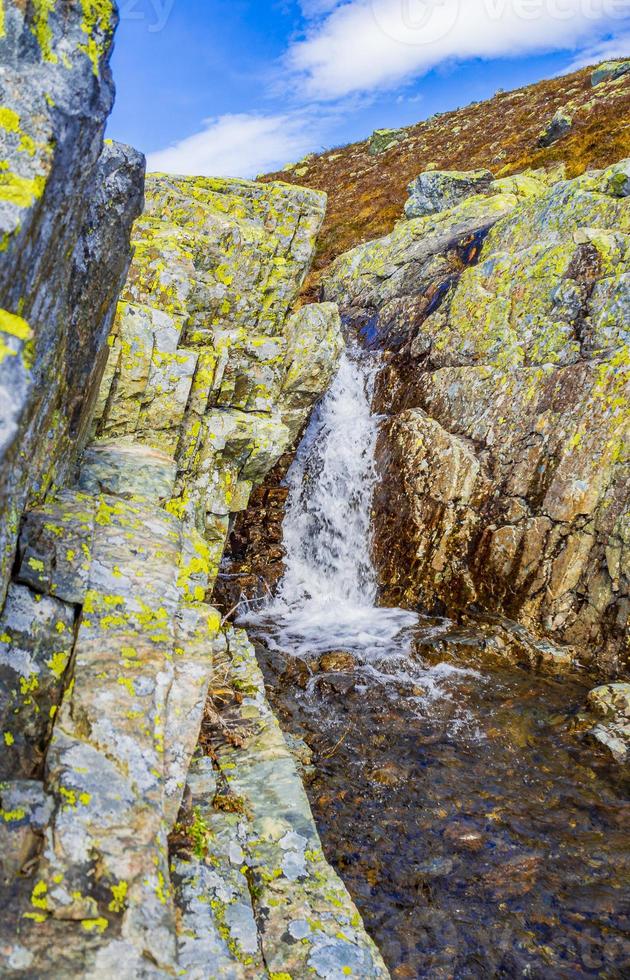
0, 3, 629, 977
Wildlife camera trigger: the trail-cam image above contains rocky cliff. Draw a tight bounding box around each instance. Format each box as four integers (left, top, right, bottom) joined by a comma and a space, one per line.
0, 3, 388, 977
263, 60, 630, 300
0, 163, 391, 975
0, 0, 144, 601
322, 162, 628, 677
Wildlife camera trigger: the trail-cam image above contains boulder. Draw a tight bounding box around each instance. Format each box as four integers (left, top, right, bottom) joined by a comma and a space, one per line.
537, 107, 573, 147
584, 683, 630, 762
404, 168, 494, 219
591, 60, 630, 87
369, 127, 408, 156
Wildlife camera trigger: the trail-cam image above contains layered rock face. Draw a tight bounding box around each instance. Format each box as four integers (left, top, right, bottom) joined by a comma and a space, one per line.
0, 0, 145, 601
324, 163, 629, 676
0, 156, 390, 975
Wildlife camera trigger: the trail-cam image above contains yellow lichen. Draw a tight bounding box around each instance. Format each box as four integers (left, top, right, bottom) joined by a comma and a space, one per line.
31, 0, 58, 63
46, 650, 68, 679
79, 0, 114, 74
81, 917, 109, 933
0, 170, 46, 209
108, 880, 128, 913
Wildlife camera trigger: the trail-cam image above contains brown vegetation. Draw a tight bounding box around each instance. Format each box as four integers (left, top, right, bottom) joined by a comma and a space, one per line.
261, 63, 630, 299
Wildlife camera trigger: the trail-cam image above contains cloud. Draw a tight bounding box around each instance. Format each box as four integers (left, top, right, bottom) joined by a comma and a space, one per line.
145, 0, 628, 179
562, 29, 630, 71
146, 111, 322, 178
287, 0, 630, 100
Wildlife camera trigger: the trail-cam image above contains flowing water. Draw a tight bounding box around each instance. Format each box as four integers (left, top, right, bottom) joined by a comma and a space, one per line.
241, 346, 630, 978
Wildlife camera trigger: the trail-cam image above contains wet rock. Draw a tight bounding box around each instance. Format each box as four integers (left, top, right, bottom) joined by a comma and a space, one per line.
404, 168, 494, 220
482, 854, 543, 898
584, 683, 630, 763
319, 651, 357, 672
538, 108, 573, 147
370, 763, 406, 788
284, 731, 316, 780
443, 822, 486, 852
591, 60, 630, 87
415, 856, 454, 879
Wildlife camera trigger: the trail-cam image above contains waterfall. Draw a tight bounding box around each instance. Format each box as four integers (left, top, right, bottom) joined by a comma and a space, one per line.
242, 343, 418, 660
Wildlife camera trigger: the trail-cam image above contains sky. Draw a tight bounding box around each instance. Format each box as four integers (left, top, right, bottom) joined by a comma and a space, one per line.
107, 0, 630, 178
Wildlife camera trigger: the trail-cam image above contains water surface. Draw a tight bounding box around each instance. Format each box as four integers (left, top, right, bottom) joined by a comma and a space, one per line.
240, 344, 630, 978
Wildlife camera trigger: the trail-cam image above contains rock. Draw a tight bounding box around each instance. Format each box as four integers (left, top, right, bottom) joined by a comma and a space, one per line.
404, 168, 494, 219
175, 629, 390, 979
415, 856, 454, 879
325, 161, 630, 675
370, 763, 405, 788
281, 302, 344, 437
323, 191, 519, 312
584, 683, 630, 763
591, 60, 630, 87
368, 128, 408, 156
0, 0, 145, 606
537, 107, 573, 147
319, 651, 357, 672
443, 822, 486, 852
0, 98, 353, 970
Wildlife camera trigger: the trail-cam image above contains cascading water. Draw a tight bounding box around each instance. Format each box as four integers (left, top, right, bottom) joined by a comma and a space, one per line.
242, 342, 470, 701
243, 343, 418, 662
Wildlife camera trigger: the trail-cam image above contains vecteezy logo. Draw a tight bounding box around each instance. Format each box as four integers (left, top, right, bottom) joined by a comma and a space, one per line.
370, 0, 461, 46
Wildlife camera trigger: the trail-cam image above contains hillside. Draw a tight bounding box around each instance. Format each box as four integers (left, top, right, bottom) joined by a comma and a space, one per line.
262, 61, 630, 298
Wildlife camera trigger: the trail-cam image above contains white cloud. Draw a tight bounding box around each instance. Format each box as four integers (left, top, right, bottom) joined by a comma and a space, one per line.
146, 0, 629, 179
287, 0, 630, 100
562, 30, 630, 71
147, 111, 322, 178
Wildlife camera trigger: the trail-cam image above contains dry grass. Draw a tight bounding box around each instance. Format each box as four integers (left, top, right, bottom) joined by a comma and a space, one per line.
260, 63, 630, 299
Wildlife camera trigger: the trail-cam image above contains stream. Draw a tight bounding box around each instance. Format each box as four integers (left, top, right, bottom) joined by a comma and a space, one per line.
240, 345, 630, 978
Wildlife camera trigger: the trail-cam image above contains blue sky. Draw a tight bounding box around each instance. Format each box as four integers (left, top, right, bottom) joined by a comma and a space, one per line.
107, 0, 630, 178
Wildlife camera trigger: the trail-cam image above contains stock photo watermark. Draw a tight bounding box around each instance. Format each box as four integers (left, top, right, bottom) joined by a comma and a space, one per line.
119, 0, 176, 33
371, 0, 629, 45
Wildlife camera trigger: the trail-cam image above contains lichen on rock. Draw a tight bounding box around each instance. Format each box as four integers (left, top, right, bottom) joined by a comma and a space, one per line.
325, 159, 629, 677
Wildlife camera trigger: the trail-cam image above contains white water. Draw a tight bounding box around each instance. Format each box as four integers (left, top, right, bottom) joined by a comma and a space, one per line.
242, 344, 419, 662
240, 341, 482, 727
241, 342, 482, 721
